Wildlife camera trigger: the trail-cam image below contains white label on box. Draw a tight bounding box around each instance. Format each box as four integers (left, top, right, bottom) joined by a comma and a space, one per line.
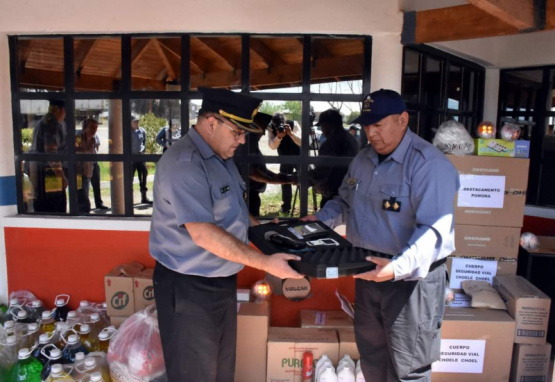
432, 339, 486, 373
450, 293, 471, 308
326, 267, 338, 279
449, 258, 498, 289
457, 174, 506, 208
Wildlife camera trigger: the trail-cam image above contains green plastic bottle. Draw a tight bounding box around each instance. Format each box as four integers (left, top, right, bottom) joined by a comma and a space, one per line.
9, 348, 43, 382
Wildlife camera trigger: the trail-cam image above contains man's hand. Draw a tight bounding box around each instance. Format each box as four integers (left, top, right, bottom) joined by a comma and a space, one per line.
264, 253, 304, 279
299, 214, 318, 222
353, 256, 395, 282
276, 129, 287, 139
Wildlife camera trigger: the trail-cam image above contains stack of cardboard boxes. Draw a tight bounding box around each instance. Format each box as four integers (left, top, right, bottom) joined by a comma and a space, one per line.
104, 262, 155, 326
431, 155, 552, 381
261, 310, 355, 382
494, 275, 552, 382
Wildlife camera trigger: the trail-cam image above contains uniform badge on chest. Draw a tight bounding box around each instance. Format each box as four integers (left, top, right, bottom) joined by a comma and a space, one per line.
220, 185, 230, 194
383, 197, 401, 212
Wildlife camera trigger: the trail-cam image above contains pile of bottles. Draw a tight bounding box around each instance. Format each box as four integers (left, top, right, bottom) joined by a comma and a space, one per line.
311, 353, 366, 382
0, 290, 116, 381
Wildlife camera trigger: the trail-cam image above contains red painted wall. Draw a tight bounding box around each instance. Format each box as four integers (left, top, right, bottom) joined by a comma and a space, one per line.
5, 227, 355, 327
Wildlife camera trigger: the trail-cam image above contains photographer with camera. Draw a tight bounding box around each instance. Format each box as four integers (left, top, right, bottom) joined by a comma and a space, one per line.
267, 112, 301, 215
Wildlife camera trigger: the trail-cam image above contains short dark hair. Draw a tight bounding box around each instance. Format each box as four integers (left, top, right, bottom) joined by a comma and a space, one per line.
317, 109, 343, 129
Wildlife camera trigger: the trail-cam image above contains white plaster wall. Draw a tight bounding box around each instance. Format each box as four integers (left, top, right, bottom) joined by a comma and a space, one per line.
0, 0, 402, 36
434, 29, 555, 69
371, 34, 404, 92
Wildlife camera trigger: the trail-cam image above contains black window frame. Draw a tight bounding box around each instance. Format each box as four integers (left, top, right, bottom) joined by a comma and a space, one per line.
401, 44, 485, 141
10, 33, 372, 218
498, 66, 555, 207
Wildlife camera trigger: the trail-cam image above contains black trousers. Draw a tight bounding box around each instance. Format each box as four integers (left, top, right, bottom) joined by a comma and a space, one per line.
354, 264, 446, 382
279, 164, 297, 213
153, 262, 237, 382
132, 161, 148, 194
91, 162, 103, 207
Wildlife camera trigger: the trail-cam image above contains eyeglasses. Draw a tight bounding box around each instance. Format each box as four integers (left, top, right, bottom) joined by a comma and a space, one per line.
213, 117, 249, 141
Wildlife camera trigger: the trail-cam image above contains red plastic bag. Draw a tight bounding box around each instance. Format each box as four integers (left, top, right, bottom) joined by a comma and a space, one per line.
107, 305, 165, 381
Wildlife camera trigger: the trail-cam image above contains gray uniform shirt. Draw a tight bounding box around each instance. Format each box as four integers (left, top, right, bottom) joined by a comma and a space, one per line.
316, 128, 460, 281
149, 128, 249, 277
131, 127, 146, 154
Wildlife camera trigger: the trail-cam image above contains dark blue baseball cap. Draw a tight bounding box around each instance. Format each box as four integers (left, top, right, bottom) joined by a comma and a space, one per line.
351, 89, 406, 126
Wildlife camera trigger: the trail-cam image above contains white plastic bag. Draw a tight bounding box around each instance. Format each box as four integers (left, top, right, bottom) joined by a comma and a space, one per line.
107, 306, 166, 381
432, 120, 474, 155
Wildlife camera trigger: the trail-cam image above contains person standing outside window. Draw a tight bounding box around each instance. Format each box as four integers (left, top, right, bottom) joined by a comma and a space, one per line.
303, 89, 460, 382
131, 117, 152, 204
267, 112, 301, 215
75, 118, 99, 213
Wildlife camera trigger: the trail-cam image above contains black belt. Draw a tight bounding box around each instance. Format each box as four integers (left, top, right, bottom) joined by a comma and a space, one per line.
429, 257, 447, 273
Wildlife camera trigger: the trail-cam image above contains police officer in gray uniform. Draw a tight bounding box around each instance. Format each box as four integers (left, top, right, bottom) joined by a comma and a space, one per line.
304, 89, 459, 381
149, 87, 302, 382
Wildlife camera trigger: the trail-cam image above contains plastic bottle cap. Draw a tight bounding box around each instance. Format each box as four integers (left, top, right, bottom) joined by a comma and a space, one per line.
85, 357, 96, 367
7, 336, 17, 345
4, 320, 15, 329
50, 348, 62, 359
55, 298, 65, 306
31, 300, 42, 307
80, 300, 89, 307
28, 323, 39, 332
17, 310, 28, 318
67, 311, 77, 318
75, 352, 85, 361
90, 313, 100, 322
68, 334, 79, 344
51, 364, 63, 374
42, 310, 52, 319
90, 372, 103, 382
80, 324, 90, 333
99, 332, 109, 340
9, 298, 18, 306
39, 333, 49, 343
18, 348, 30, 359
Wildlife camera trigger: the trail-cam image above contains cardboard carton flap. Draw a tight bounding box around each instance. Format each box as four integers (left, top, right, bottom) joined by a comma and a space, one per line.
107, 262, 145, 278
495, 275, 550, 299
268, 327, 337, 343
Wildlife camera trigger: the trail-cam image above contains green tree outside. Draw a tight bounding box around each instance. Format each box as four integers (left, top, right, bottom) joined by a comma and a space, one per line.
139, 112, 166, 154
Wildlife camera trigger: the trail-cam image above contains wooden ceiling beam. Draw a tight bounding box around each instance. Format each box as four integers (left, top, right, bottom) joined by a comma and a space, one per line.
466, 0, 535, 30
193, 37, 240, 70
407, 4, 519, 43
151, 39, 177, 80
74, 39, 98, 74
113, 38, 151, 78
156, 38, 202, 74
249, 39, 287, 67
405, 2, 555, 43
191, 54, 362, 89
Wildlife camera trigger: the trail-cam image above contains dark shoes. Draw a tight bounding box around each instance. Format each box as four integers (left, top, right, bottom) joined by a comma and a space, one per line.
96, 205, 109, 210
141, 198, 153, 204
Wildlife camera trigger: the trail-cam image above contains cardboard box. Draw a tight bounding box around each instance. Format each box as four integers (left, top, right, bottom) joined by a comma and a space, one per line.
104, 262, 145, 317
267, 327, 338, 382
454, 224, 521, 260
432, 307, 516, 382
235, 302, 270, 382
510, 343, 552, 382
299, 310, 353, 329
447, 257, 516, 290
475, 139, 530, 158
493, 275, 551, 344
133, 268, 154, 312
447, 155, 529, 228
337, 328, 359, 360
